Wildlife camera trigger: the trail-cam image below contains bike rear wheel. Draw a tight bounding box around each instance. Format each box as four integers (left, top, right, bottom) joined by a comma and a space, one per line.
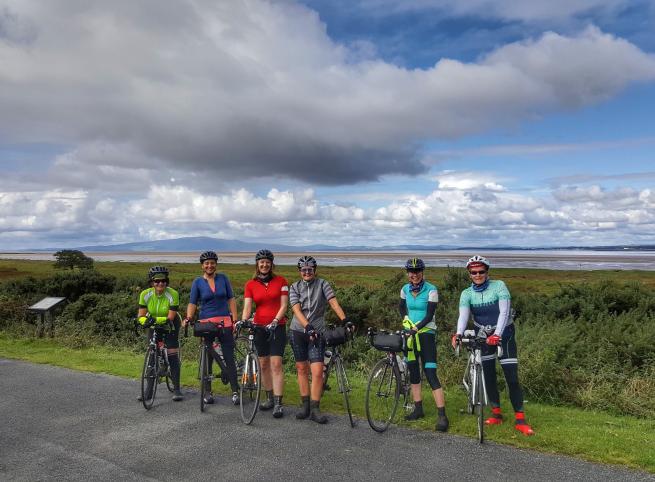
366, 357, 400, 433
141, 346, 158, 410
240, 352, 261, 424
475, 364, 485, 443
335, 356, 354, 428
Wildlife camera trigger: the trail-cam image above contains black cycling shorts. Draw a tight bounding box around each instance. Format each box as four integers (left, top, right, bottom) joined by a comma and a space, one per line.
290, 329, 325, 363
254, 324, 287, 357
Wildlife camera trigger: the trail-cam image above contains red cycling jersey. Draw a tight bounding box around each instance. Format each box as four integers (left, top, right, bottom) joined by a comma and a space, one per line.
244, 275, 289, 326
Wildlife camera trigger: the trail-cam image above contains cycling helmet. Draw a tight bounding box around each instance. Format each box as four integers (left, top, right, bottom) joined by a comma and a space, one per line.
466, 255, 490, 269
404, 257, 425, 271
255, 249, 274, 262
297, 255, 317, 270
199, 250, 218, 263
148, 265, 169, 280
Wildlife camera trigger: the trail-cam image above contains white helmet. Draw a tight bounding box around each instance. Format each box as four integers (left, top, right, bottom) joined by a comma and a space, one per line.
466, 255, 490, 269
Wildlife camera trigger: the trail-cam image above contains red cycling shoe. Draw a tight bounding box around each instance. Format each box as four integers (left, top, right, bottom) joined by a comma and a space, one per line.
515, 423, 535, 435
485, 416, 503, 425
485, 407, 503, 425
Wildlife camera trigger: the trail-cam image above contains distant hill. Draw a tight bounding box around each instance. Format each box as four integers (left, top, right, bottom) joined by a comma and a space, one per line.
27, 236, 655, 253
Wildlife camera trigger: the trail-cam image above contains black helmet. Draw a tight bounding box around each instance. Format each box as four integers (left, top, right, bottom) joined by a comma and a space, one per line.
255, 249, 274, 262
297, 255, 317, 270
199, 251, 218, 263
404, 257, 425, 271
148, 265, 169, 280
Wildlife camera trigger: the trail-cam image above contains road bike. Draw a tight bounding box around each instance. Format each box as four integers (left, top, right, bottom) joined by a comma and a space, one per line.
365, 327, 413, 433
456, 328, 502, 443
134, 316, 176, 410
234, 319, 264, 425
190, 318, 246, 413
322, 324, 355, 428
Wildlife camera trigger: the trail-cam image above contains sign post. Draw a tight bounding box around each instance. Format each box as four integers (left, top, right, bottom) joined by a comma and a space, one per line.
27, 297, 67, 338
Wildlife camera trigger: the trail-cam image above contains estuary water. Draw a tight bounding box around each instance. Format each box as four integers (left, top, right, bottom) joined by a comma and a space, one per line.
2, 249, 655, 270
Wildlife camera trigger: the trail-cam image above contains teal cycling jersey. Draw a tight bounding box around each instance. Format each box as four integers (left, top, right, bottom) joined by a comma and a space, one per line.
458, 279, 511, 333
138, 287, 179, 322
400, 281, 438, 331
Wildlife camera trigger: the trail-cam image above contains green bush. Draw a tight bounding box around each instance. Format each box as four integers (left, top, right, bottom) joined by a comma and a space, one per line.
1, 269, 654, 417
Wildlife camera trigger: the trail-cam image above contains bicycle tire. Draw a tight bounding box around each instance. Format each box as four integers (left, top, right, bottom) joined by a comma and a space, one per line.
141, 346, 158, 410
475, 363, 485, 443
200, 343, 208, 413
335, 356, 354, 428
240, 352, 261, 424
366, 357, 400, 433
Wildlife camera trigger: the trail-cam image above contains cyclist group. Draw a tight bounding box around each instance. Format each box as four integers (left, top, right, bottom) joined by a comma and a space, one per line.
137, 250, 534, 435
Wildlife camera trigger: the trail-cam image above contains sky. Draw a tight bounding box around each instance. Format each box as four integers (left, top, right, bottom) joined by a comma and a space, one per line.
1, 0, 655, 249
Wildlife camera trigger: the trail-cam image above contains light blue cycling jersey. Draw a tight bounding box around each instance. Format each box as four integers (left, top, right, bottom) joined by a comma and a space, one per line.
400, 281, 438, 332
457, 279, 512, 336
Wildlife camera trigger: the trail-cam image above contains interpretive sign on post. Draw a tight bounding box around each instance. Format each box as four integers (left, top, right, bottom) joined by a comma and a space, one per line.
27, 297, 67, 338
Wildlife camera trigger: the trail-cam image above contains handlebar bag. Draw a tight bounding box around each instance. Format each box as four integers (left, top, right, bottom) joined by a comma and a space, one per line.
324, 326, 347, 347
372, 333, 403, 352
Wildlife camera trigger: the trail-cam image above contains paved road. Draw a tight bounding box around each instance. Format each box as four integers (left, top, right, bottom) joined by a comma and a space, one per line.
1, 359, 652, 481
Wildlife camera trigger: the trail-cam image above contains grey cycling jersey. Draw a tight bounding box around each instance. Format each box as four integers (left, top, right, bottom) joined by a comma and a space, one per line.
289, 277, 335, 334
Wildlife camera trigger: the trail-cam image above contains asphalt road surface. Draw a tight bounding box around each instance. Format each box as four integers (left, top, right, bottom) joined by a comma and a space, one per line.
1, 359, 652, 481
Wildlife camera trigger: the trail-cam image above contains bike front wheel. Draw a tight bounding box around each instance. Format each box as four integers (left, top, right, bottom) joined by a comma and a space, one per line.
366, 357, 400, 433
240, 352, 261, 424
141, 346, 158, 410
334, 356, 354, 428
199, 344, 209, 413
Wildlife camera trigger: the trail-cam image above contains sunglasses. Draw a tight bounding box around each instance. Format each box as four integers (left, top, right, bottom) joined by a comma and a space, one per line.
406, 270, 423, 274
153, 279, 168, 284
300, 268, 315, 274
469, 270, 487, 275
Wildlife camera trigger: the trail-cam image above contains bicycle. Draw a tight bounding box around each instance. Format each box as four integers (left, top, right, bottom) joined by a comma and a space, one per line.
365, 327, 413, 433
190, 317, 244, 413
134, 316, 176, 410
233, 319, 265, 425
456, 328, 503, 443
322, 324, 355, 428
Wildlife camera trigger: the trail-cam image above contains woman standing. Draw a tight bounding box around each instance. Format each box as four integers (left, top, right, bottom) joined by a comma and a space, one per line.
400, 257, 449, 432
452, 255, 534, 435
289, 255, 349, 424
183, 251, 240, 405
242, 249, 289, 418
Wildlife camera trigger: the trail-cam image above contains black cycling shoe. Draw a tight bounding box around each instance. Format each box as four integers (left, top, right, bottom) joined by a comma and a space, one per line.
172, 389, 184, 402
231, 392, 240, 405
296, 396, 310, 420
309, 400, 328, 424
404, 404, 424, 421
436, 414, 449, 432
260, 391, 274, 411
273, 396, 284, 418
203, 393, 215, 405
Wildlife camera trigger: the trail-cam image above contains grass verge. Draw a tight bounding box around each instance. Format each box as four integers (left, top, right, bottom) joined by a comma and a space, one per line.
1, 333, 653, 474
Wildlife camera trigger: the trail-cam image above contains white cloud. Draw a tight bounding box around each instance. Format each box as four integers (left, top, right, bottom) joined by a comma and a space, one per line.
1, 178, 654, 248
